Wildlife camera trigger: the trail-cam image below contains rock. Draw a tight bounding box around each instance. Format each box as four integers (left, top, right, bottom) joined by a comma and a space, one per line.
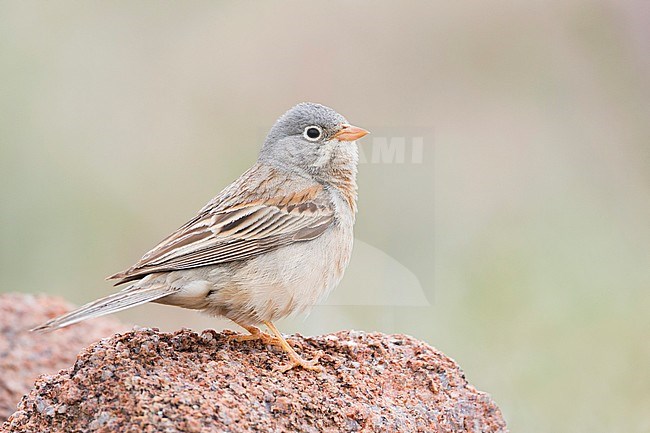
2, 327, 507, 432
0, 293, 128, 422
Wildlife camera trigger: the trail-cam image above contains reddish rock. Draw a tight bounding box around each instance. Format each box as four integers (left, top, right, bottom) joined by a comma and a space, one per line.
0, 293, 128, 421
2, 327, 507, 432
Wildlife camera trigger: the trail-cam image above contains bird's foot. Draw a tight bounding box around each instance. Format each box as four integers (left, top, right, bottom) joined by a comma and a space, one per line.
229, 325, 283, 346
261, 321, 325, 373
275, 351, 324, 373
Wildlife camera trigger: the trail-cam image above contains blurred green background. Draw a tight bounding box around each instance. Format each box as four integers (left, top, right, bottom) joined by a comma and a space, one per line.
1, 1, 648, 432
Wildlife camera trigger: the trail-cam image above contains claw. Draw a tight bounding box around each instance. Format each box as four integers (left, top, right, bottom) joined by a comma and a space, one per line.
230, 320, 325, 373
263, 321, 325, 373
275, 352, 324, 373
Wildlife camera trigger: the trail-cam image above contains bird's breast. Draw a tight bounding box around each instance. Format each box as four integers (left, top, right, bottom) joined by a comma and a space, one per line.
206, 220, 354, 325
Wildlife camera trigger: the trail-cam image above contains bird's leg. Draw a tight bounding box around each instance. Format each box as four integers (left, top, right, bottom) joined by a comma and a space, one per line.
263, 321, 323, 372
229, 320, 281, 346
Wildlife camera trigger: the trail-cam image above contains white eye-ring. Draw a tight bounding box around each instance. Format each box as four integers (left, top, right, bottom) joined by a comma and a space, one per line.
303, 125, 323, 141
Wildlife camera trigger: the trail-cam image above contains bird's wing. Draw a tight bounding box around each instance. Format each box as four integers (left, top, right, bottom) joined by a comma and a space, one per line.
108, 170, 334, 285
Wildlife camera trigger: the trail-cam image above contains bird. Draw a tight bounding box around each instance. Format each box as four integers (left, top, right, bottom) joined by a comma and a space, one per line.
32, 102, 369, 372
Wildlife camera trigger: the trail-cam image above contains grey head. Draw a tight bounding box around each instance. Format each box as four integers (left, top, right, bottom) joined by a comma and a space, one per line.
258, 102, 369, 181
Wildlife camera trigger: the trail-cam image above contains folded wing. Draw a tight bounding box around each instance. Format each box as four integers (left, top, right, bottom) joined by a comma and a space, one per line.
109, 175, 334, 285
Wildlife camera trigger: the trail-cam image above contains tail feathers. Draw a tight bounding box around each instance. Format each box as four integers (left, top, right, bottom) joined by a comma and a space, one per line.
31, 284, 179, 332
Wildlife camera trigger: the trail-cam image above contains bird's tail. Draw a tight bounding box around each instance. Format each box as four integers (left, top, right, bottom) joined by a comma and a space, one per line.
31, 284, 178, 332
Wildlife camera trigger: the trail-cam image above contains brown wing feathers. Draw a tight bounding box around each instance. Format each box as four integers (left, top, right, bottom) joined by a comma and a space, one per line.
108, 170, 334, 285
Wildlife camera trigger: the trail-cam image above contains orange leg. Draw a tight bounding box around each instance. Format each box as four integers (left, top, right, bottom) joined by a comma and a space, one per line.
229, 321, 281, 346
263, 321, 323, 373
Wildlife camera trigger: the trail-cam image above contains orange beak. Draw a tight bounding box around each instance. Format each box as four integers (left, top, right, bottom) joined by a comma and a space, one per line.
333, 124, 370, 142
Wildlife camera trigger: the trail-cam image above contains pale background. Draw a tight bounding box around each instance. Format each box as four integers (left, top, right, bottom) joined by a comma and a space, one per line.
1, 2, 649, 432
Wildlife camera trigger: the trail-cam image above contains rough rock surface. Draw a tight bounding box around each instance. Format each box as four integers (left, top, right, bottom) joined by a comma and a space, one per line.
3, 327, 507, 432
0, 293, 128, 422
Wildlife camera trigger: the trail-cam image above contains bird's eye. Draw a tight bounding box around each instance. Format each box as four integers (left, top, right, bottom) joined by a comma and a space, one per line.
303, 126, 322, 141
